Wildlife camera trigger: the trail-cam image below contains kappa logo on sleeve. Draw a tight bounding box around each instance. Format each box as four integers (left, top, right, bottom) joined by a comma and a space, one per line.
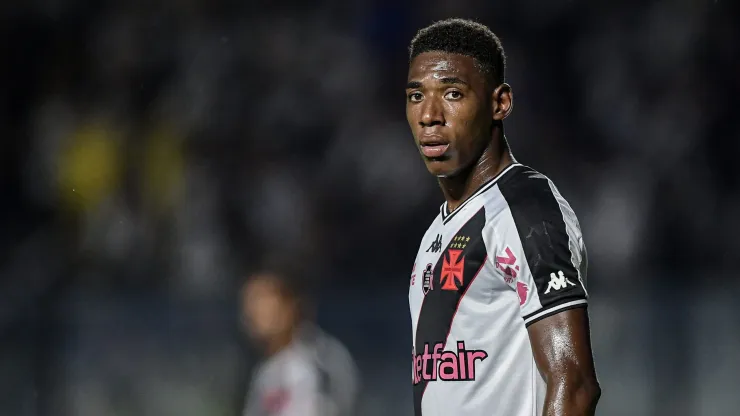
544, 271, 576, 294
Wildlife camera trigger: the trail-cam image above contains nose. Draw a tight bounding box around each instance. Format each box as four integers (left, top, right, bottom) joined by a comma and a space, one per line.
419, 97, 445, 127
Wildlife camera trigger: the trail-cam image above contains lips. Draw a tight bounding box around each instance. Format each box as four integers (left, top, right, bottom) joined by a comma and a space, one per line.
419, 135, 450, 158
421, 144, 449, 158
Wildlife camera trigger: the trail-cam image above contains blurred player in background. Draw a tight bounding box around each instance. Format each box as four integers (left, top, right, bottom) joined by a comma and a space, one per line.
240, 264, 359, 416
405, 19, 600, 415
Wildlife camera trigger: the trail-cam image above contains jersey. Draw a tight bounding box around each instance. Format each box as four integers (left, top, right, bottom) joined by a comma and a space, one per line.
409, 163, 589, 416
243, 324, 359, 416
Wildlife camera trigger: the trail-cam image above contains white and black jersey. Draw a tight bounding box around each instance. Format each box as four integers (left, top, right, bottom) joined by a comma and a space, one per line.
243, 325, 358, 416
409, 163, 589, 416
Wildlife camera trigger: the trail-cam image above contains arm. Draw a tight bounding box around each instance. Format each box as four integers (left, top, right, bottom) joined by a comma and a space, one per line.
528, 308, 601, 416
489, 173, 601, 414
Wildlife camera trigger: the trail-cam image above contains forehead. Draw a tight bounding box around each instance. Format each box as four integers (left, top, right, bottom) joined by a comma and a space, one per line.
408, 51, 482, 83
243, 275, 282, 297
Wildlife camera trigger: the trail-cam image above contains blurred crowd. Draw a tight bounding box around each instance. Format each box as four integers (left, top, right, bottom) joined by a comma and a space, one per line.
1, 0, 738, 415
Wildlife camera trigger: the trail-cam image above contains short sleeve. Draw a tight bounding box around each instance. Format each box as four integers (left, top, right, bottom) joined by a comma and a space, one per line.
489, 177, 588, 327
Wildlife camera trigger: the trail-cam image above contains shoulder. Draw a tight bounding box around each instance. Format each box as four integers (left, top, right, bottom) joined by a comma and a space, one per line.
304, 326, 357, 373
486, 165, 581, 238
481, 165, 585, 270
300, 325, 360, 399
480, 166, 589, 321
498, 166, 577, 219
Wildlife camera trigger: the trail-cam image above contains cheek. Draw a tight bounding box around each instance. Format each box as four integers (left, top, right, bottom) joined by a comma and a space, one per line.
248, 299, 279, 326
462, 106, 492, 134
451, 114, 490, 156
406, 106, 418, 128
262, 298, 283, 320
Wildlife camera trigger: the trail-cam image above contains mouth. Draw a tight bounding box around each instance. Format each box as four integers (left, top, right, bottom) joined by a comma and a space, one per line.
420, 144, 449, 158
419, 136, 450, 158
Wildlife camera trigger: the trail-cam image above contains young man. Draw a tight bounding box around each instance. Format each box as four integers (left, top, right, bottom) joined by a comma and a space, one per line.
240, 266, 358, 416
406, 19, 601, 416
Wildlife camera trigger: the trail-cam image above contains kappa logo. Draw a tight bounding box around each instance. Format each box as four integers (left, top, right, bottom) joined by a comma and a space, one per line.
495, 247, 520, 283
544, 271, 576, 294
427, 234, 443, 253
422, 263, 434, 294
441, 249, 465, 291
410, 262, 416, 286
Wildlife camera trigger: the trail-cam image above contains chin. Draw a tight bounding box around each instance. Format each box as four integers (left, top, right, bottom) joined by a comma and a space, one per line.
426, 162, 461, 178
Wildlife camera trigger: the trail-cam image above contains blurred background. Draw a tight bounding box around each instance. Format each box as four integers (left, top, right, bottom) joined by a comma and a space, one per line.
1, 0, 738, 415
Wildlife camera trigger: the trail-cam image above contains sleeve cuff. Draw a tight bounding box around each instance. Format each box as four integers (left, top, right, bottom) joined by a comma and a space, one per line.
523, 299, 588, 327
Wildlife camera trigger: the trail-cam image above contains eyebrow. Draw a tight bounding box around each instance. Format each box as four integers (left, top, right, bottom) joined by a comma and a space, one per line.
439, 77, 468, 86
405, 77, 469, 89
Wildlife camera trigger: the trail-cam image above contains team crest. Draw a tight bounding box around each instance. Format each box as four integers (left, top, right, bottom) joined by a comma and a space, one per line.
422, 263, 433, 294
441, 249, 465, 291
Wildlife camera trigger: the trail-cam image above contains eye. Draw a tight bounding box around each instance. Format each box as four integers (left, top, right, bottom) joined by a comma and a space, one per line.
408, 92, 423, 102
444, 90, 463, 100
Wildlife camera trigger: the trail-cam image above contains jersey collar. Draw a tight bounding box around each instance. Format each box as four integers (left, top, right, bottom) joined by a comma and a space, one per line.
440, 163, 522, 223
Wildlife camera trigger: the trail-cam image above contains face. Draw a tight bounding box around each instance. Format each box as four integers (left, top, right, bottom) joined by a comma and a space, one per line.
406, 52, 511, 177
241, 275, 296, 345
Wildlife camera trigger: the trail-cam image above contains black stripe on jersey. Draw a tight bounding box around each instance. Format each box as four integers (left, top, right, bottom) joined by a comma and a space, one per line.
413, 207, 487, 416
521, 301, 587, 325
442, 163, 521, 224
497, 167, 587, 326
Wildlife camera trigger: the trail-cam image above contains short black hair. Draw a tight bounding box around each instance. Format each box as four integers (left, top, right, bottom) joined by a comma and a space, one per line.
409, 18, 506, 85
248, 260, 305, 300
245, 256, 315, 318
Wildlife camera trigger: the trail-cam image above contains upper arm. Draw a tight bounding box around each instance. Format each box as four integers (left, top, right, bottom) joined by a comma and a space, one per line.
527, 308, 600, 415
489, 175, 599, 408
490, 177, 588, 327
526, 307, 597, 384
312, 335, 360, 416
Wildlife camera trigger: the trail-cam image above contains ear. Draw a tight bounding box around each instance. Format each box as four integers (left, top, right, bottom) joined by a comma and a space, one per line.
492, 83, 513, 121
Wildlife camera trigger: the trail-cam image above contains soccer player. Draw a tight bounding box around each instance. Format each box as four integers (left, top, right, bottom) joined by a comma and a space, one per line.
406, 19, 601, 415
240, 265, 358, 416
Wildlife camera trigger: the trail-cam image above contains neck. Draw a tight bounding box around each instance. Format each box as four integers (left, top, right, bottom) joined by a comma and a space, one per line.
439, 127, 514, 212
264, 327, 297, 356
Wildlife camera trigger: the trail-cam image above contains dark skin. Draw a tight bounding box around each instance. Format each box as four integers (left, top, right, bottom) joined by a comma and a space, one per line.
406, 51, 513, 211
406, 51, 600, 415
